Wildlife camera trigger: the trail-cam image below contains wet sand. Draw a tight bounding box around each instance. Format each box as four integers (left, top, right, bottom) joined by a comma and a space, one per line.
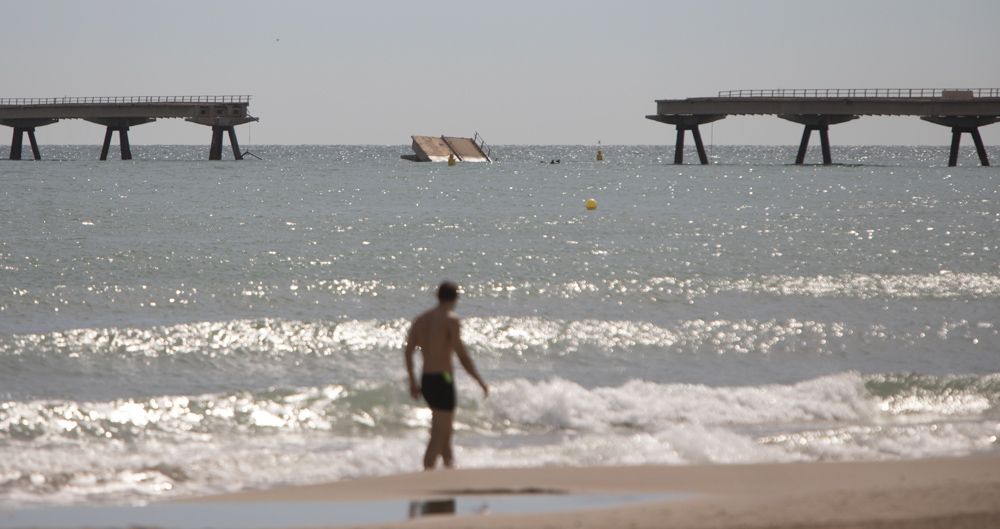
199, 455, 1000, 529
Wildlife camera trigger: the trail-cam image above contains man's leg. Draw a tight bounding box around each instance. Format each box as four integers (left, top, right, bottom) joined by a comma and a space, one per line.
423, 410, 453, 470
441, 412, 455, 468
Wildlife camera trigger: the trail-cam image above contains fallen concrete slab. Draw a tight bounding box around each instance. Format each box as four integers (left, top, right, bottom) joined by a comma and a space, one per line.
402, 133, 492, 162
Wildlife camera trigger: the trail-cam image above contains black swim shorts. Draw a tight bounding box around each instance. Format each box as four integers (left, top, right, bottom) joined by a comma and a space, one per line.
421, 372, 456, 411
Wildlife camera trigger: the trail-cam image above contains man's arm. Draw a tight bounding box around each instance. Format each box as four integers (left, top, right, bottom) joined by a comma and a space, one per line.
452, 318, 488, 397
404, 324, 420, 399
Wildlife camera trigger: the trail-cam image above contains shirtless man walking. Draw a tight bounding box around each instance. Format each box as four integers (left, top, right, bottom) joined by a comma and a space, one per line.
404, 281, 488, 470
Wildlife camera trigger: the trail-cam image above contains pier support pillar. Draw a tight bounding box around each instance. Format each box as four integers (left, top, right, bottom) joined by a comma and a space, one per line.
948, 129, 962, 167
781, 114, 857, 165
795, 126, 813, 165
819, 127, 832, 165
86, 118, 154, 160
10, 128, 24, 160
691, 126, 708, 164
646, 114, 725, 165
673, 128, 685, 164
2, 119, 57, 160
794, 125, 834, 165
971, 128, 989, 166
227, 127, 243, 160
209, 127, 223, 160
674, 125, 708, 165
673, 124, 710, 165
187, 116, 258, 161
922, 116, 997, 167
209, 126, 243, 160
100, 128, 113, 160
945, 127, 991, 167
27, 130, 41, 160
100, 126, 134, 160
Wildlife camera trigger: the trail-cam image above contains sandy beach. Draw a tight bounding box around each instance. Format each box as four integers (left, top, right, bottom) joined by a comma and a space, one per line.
196, 455, 1000, 529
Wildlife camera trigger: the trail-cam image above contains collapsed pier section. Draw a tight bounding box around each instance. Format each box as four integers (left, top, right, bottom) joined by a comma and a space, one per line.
402, 133, 493, 163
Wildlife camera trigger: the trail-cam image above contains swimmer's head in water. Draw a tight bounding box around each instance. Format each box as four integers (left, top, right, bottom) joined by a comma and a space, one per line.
437, 281, 459, 303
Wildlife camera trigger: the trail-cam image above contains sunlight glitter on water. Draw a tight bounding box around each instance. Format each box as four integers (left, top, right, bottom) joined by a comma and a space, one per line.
1, 145, 997, 506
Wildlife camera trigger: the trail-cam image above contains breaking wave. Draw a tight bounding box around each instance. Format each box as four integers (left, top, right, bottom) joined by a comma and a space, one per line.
2, 372, 997, 506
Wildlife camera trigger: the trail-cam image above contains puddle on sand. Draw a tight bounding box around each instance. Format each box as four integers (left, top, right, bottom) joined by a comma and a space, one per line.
0, 492, 688, 529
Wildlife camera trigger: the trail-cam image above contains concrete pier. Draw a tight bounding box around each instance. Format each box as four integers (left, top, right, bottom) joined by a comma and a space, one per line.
0, 96, 257, 160
647, 89, 1000, 166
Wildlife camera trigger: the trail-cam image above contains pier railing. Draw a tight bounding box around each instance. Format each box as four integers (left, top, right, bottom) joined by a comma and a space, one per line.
0, 95, 252, 106
473, 131, 493, 161
716, 88, 1000, 99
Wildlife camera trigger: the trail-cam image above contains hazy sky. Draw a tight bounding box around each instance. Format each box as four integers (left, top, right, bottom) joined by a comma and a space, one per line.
3, 0, 999, 145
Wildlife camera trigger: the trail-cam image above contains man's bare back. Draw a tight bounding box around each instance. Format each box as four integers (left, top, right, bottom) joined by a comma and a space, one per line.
404, 282, 487, 470
407, 307, 461, 375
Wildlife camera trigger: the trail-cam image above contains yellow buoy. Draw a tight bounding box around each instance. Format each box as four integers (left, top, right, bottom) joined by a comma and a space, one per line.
447, 154, 457, 166
596, 149, 604, 161
585, 198, 598, 210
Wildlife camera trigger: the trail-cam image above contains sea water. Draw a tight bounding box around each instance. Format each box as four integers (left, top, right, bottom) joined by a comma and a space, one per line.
1, 144, 997, 506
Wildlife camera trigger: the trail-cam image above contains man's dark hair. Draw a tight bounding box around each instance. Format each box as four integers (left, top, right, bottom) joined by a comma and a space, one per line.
437, 281, 459, 303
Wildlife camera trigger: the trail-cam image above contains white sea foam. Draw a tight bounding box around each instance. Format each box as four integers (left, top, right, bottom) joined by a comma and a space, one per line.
484, 375, 879, 431
2, 372, 997, 506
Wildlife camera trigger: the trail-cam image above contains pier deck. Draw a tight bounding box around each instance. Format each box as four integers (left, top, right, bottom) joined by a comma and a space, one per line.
0, 95, 257, 160
647, 89, 1000, 166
